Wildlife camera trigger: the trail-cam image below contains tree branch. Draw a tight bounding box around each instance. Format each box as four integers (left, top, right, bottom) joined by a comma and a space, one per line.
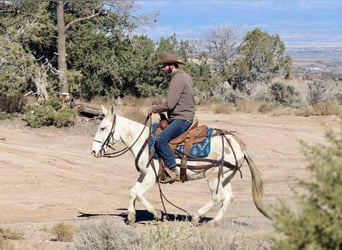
65, 3, 104, 31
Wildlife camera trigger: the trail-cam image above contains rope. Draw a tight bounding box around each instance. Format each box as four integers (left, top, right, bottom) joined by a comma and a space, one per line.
150, 160, 192, 220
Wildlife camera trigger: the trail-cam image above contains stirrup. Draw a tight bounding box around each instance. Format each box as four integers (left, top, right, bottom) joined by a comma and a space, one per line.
160, 167, 177, 184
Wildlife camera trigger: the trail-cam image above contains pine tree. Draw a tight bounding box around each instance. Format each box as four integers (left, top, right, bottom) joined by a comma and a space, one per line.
274, 126, 342, 249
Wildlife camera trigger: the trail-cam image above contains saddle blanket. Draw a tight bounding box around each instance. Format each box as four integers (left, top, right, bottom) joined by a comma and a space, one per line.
149, 123, 213, 158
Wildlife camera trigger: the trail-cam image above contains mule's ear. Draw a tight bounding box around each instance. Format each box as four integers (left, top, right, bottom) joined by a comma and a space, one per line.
101, 105, 108, 115
110, 103, 115, 115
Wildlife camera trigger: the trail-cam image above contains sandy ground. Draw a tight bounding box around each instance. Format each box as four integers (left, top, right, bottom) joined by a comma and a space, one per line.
0, 109, 340, 249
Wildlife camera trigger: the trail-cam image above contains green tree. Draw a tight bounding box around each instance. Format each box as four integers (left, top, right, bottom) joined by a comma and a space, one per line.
49, 0, 139, 96
229, 28, 292, 92
0, 1, 52, 102
0, 0, 155, 99
274, 126, 342, 249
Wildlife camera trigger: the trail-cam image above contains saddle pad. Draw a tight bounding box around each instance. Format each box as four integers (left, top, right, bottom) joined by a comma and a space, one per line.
149, 123, 213, 158
176, 128, 213, 157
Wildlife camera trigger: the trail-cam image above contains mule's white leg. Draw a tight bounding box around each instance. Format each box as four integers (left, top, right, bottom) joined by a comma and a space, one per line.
193, 176, 234, 224
127, 170, 161, 224
193, 200, 216, 224
193, 177, 222, 223
211, 183, 234, 222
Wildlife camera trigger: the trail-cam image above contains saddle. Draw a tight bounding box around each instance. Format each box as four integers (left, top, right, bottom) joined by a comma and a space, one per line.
168, 119, 207, 182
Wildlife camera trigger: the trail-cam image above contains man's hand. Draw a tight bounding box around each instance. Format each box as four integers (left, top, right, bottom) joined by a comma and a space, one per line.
147, 107, 153, 116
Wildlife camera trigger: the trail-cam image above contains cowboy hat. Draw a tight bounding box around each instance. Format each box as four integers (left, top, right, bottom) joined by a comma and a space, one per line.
157, 53, 184, 65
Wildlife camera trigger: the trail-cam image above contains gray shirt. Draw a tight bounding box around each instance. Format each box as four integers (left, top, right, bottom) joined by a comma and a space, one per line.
152, 69, 195, 121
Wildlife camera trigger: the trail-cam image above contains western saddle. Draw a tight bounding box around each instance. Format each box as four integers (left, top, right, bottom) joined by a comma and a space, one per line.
159, 119, 207, 183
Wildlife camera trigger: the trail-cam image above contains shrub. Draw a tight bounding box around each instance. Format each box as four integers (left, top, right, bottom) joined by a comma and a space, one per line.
235, 99, 264, 113
72, 219, 271, 249
311, 102, 340, 116
54, 108, 76, 128
269, 82, 301, 107
51, 223, 74, 242
273, 126, 342, 249
335, 93, 342, 105
141, 221, 235, 249
0, 93, 26, 113
25, 104, 56, 128
44, 97, 63, 111
212, 102, 232, 114
307, 80, 327, 105
0, 227, 23, 249
24, 101, 76, 128
0, 112, 18, 120
258, 102, 279, 114
72, 220, 142, 250
0, 227, 23, 240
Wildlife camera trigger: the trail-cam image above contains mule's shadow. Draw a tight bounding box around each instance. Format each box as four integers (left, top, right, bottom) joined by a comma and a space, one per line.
77, 208, 249, 226
78, 208, 198, 224
78, 208, 155, 224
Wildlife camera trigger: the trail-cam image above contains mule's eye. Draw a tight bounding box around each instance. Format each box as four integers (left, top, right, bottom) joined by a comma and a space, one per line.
100, 127, 106, 131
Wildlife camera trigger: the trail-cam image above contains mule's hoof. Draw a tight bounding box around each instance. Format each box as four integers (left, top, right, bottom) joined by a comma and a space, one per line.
126, 212, 136, 225
154, 209, 163, 221
191, 215, 201, 225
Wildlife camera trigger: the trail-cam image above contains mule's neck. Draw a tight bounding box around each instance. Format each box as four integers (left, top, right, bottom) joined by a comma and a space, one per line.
116, 115, 149, 156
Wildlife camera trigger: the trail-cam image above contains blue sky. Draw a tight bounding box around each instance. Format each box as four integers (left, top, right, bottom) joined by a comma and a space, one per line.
134, 0, 342, 47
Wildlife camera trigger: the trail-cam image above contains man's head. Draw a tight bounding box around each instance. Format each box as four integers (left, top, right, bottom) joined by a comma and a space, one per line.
157, 53, 184, 75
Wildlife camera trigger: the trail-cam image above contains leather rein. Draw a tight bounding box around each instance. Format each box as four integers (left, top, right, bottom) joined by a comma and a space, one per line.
93, 114, 150, 158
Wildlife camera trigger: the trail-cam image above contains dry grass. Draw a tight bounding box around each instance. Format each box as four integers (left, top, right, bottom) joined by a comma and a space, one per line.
72, 219, 142, 250
51, 223, 75, 242
235, 100, 263, 113
211, 102, 233, 114
120, 107, 148, 124
0, 227, 24, 249
84, 95, 341, 121
295, 102, 341, 117
72, 219, 274, 250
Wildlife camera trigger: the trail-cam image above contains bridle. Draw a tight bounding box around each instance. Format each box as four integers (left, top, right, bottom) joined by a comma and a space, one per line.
93, 114, 150, 158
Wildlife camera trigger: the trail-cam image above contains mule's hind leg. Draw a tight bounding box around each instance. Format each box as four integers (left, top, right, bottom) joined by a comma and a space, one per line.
193, 180, 234, 224
211, 183, 233, 222
193, 200, 216, 224
193, 178, 223, 223
127, 171, 161, 224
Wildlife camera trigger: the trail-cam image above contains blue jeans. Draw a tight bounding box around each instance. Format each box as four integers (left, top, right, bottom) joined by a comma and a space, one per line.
155, 119, 193, 169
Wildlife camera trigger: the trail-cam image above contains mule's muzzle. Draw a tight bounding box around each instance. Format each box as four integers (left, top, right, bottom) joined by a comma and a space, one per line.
92, 150, 102, 158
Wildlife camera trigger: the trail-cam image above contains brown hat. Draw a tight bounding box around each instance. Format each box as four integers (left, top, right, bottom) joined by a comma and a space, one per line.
157, 53, 184, 65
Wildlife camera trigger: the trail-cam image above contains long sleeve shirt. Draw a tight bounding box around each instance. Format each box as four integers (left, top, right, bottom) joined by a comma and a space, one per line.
152, 69, 195, 121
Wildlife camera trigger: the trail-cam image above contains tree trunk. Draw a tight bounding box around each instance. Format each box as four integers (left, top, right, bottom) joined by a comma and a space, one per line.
77, 103, 103, 117
32, 66, 49, 102
56, 0, 68, 95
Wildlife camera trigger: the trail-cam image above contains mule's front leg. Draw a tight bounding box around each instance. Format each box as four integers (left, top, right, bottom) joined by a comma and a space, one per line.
127, 188, 137, 224
127, 172, 162, 224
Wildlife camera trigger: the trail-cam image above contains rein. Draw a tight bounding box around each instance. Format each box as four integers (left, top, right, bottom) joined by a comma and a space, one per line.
94, 114, 150, 158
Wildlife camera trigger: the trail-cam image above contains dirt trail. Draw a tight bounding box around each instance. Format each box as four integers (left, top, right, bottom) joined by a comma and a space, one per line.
0, 111, 340, 249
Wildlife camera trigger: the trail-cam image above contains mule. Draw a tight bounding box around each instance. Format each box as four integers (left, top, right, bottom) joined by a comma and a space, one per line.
92, 104, 271, 224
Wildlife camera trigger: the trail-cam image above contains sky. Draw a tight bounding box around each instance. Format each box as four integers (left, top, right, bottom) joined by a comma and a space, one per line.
133, 0, 342, 47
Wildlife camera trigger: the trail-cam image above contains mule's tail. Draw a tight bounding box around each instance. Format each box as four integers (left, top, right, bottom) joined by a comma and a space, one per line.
244, 152, 272, 220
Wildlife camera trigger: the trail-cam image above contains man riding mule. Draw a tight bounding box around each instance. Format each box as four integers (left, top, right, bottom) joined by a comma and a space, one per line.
147, 52, 195, 184
150, 118, 212, 183
92, 105, 272, 224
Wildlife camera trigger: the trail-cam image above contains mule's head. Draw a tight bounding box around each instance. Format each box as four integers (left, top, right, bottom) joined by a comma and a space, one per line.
92, 104, 119, 157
